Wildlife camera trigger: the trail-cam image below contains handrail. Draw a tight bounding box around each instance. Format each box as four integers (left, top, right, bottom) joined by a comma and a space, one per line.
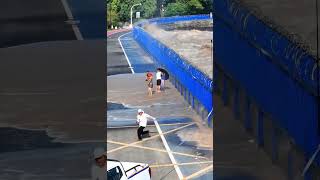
302, 144, 320, 176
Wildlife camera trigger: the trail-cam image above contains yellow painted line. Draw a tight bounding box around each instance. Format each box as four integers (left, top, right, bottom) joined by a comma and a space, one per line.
149, 161, 213, 168
107, 140, 207, 159
183, 167, 213, 180
183, 165, 213, 180
106, 122, 195, 154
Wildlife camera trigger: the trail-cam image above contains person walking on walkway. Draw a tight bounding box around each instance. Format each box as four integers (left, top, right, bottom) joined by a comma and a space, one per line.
146, 71, 153, 96
136, 109, 156, 140
156, 69, 162, 93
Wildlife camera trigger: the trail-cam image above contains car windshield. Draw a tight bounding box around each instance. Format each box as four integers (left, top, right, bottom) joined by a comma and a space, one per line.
107, 166, 123, 180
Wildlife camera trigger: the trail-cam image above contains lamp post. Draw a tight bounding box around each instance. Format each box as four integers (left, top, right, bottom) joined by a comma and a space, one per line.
130, 3, 142, 28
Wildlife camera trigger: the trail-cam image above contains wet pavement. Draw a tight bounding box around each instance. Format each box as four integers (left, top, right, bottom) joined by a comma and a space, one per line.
0, 141, 105, 180
0, 0, 105, 48
0, 0, 75, 48
107, 31, 132, 75
0, 40, 106, 179
118, 32, 156, 73
107, 73, 213, 179
107, 26, 213, 179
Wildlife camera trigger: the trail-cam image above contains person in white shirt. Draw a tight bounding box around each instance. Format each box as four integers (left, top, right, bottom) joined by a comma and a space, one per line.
161, 71, 165, 91
91, 147, 107, 180
156, 69, 162, 93
136, 109, 156, 140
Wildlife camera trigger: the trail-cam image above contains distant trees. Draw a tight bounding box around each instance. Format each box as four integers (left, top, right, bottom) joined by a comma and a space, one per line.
106, 0, 212, 28
164, 0, 212, 17
164, 2, 188, 16
107, 0, 157, 28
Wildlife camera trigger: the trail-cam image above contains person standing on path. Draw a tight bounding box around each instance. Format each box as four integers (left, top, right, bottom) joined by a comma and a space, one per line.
156, 69, 162, 93
161, 71, 165, 91
146, 71, 153, 96
136, 109, 156, 140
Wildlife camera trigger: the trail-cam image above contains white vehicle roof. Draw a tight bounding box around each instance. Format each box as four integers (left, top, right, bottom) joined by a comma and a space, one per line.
107, 159, 122, 171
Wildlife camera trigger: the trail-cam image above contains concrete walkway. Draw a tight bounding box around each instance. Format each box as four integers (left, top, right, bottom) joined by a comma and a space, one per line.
107, 31, 213, 179
0, 40, 107, 179
107, 74, 213, 180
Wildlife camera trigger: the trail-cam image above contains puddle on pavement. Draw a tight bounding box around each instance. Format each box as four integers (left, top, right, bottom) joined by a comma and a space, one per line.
167, 132, 212, 157
0, 127, 67, 153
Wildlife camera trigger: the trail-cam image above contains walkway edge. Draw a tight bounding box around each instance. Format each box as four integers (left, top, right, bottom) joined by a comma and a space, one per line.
118, 32, 135, 74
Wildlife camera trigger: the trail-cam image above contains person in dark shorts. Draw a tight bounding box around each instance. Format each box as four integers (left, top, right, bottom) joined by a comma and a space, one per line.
156, 69, 162, 92
136, 109, 156, 140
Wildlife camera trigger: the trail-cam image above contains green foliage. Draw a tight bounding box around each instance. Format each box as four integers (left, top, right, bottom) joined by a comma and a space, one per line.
164, 2, 188, 17
108, 0, 156, 25
164, 0, 208, 17
140, 0, 157, 18
187, 0, 204, 14
199, 0, 213, 13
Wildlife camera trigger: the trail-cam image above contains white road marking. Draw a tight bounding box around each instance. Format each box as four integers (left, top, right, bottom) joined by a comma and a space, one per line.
154, 119, 184, 180
60, 0, 83, 40
118, 32, 135, 74
149, 161, 213, 168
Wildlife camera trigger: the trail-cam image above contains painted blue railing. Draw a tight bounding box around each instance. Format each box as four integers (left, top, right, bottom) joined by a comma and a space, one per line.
214, 0, 320, 168
133, 15, 213, 124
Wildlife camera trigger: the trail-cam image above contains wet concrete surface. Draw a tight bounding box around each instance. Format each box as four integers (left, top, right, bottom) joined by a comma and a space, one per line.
107, 73, 213, 179
0, 128, 66, 153
0, 0, 76, 48
213, 94, 287, 180
118, 32, 156, 73
107, 127, 180, 180
107, 32, 132, 76
0, 40, 106, 142
0, 142, 105, 180
0, 40, 107, 178
107, 27, 213, 179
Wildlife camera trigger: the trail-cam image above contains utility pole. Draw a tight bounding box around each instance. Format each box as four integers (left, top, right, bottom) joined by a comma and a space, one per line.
156, 0, 163, 17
